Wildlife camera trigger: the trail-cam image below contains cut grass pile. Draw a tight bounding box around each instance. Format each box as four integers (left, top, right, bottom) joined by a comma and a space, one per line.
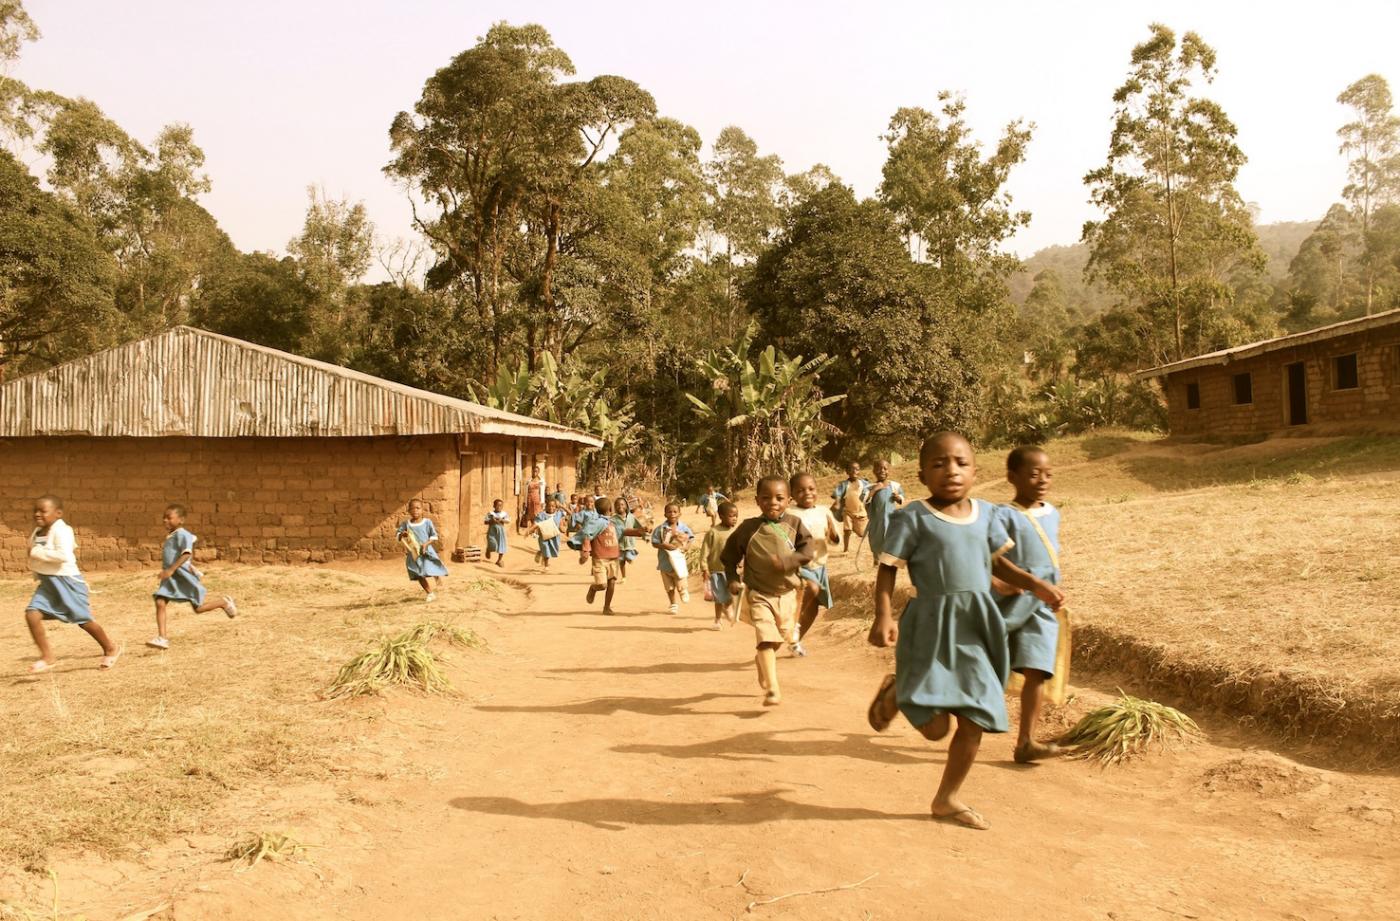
224, 830, 317, 870
1058, 692, 1203, 766
326, 619, 482, 699
0, 566, 493, 868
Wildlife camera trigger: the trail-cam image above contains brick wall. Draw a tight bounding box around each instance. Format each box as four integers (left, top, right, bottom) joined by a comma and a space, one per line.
0, 435, 460, 572
1165, 325, 1400, 437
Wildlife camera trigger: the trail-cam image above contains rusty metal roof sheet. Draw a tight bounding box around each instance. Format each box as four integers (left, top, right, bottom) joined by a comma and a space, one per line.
1134, 308, 1400, 379
0, 326, 604, 446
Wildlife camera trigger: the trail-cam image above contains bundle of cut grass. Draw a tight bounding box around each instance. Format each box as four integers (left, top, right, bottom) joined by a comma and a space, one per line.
326, 635, 450, 699
398, 620, 482, 649
1058, 692, 1203, 766
225, 831, 315, 869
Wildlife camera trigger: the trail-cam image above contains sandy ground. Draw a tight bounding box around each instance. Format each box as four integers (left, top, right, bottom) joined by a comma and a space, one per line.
6, 507, 1398, 921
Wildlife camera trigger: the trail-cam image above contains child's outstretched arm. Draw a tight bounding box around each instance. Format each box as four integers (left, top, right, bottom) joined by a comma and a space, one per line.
868, 564, 899, 647
159, 549, 193, 582
991, 556, 1066, 610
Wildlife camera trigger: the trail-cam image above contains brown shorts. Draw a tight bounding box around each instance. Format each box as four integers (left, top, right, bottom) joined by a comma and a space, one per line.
591, 557, 622, 587
740, 589, 798, 646
845, 515, 869, 538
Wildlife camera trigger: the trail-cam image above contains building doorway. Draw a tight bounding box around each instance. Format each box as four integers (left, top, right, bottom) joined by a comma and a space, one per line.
1285, 362, 1307, 426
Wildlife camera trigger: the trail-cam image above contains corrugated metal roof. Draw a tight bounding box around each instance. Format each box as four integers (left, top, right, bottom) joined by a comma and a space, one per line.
0, 326, 604, 446
1134, 309, 1400, 379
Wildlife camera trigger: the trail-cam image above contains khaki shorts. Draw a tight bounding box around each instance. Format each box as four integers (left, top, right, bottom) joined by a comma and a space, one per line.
591, 557, 622, 587
740, 589, 798, 646
660, 570, 683, 593
844, 515, 869, 538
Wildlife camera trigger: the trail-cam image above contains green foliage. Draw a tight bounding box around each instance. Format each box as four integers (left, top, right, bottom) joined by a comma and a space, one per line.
1083, 24, 1269, 370
192, 252, 314, 353
288, 187, 375, 363
684, 324, 842, 487
980, 373, 1165, 447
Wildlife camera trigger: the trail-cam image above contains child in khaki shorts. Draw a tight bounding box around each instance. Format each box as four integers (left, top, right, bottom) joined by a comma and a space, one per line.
721, 476, 814, 706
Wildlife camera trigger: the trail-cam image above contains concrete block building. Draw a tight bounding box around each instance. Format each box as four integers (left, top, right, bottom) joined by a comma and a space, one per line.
0, 327, 601, 572
1136, 310, 1400, 438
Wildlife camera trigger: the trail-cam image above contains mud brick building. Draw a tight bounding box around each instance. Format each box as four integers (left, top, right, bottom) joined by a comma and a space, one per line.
1137, 310, 1400, 438
0, 327, 601, 572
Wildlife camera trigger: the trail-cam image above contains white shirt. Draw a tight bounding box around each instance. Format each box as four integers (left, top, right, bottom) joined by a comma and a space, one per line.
791, 505, 840, 567
30, 519, 81, 577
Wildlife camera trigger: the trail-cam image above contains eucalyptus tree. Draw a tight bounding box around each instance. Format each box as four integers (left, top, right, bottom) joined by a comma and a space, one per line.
1082, 24, 1266, 367
1336, 74, 1400, 314
704, 126, 784, 336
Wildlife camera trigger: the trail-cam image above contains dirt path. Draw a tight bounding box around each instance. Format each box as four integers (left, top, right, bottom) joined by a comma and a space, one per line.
39, 520, 1400, 920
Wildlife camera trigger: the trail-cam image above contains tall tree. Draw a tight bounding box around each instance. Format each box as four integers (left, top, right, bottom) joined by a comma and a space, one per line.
1082, 24, 1267, 366
288, 187, 375, 362
704, 126, 783, 336
1336, 74, 1400, 314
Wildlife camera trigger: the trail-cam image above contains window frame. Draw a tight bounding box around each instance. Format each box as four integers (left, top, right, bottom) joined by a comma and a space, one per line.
1231, 372, 1253, 406
1332, 352, 1360, 391
1185, 381, 1201, 410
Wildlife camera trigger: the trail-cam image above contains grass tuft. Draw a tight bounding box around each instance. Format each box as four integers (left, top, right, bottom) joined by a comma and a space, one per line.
224, 830, 316, 870
398, 620, 483, 649
325, 635, 449, 699
1058, 692, 1203, 766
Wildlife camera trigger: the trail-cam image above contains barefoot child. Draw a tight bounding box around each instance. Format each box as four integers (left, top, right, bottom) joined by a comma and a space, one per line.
721, 477, 814, 705
697, 485, 727, 528
648, 503, 695, 615
484, 500, 510, 567
866, 433, 1064, 830
698, 500, 740, 629
864, 459, 906, 564
788, 472, 841, 656
831, 461, 869, 553
994, 445, 1066, 763
147, 504, 237, 649
24, 495, 121, 672
571, 496, 649, 615
612, 497, 644, 582
525, 498, 565, 569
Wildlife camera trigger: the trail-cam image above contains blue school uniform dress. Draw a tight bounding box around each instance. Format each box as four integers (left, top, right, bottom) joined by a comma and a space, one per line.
535, 510, 564, 560
879, 498, 1014, 733
614, 513, 643, 562
399, 518, 450, 580
153, 527, 207, 606
485, 511, 510, 555
27, 520, 93, 624
995, 503, 1061, 676
864, 481, 905, 561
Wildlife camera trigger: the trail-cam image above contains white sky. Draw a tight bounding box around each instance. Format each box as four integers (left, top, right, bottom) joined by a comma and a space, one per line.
15, 1, 1400, 267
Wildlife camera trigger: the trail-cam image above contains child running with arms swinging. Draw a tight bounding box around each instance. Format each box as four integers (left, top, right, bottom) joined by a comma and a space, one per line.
698, 500, 740, 629
571, 496, 649, 614
649, 503, 695, 615
524, 497, 565, 569
994, 445, 1068, 763
788, 472, 840, 656
866, 433, 1064, 830
398, 499, 450, 599
147, 504, 238, 649
612, 497, 644, 582
25, 495, 121, 672
721, 477, 814, 706
483, 500, 510, 567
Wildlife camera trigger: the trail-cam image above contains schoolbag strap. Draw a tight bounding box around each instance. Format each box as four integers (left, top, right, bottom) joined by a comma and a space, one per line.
1012, 503, 1060, 572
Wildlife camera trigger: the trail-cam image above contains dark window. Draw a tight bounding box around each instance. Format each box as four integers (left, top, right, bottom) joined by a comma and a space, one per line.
1185, 382, 1201, 410
1232, 372, 1253, 405
1334, 353, 1359, 390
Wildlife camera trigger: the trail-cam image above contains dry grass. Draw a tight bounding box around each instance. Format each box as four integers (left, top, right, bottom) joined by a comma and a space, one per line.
838, 431, 1400, 750
1058, 692, 1203, 765
0, 565, 495, 867
224, 830, 317, 869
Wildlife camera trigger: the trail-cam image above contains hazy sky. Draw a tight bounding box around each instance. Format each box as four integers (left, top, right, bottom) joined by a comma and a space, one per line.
15, 1, 1400, 268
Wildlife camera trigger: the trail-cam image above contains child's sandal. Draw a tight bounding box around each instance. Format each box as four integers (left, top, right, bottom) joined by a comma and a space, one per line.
867, 673, 898, 733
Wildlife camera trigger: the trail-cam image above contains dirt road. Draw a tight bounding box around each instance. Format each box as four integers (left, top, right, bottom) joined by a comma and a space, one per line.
25, 520, 1400, 921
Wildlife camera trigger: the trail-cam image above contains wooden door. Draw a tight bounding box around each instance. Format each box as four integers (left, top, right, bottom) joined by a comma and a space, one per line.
1286, 362, 1307, 426
457, 453, 478, 549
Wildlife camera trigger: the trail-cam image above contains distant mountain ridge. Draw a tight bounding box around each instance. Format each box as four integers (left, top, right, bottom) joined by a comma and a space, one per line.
1009, 220, 1318, 313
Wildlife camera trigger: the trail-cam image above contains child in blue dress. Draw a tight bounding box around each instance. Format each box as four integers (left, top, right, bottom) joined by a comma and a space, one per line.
24, 495, 121, 673
525, 497, 565, 569
612, 497, 644, 582
483, 500, 510, 568
994, 446, 1065, 764
866, 433, 1064, 831
863, 458, 905, 564
147, 504, 238, 650
398, 499, 450, 598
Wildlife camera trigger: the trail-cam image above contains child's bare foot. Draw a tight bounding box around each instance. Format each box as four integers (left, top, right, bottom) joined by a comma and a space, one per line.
1013, 740, 1064, 763
496, 558, 505, 568
931, 800, 989, 830
586, 586, 599, 605
764, 689, 782, 706
602, 607, 615, 616
866, 673, 898, 732
755, 656, 769, 690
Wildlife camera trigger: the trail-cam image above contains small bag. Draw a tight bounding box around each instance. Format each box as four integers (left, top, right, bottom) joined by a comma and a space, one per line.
535, 516, 560, 541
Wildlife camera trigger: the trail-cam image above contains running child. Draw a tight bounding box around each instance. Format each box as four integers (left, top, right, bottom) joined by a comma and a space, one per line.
397, 498, 450, 597
525, 497, 566, 569
831, 461, 870, 553
721, 477, 814, 705
483, 500, 510, 567
866, 432, 1065, 830
612, 497, 644, 582
570, 496, 649, 615
697, 485, 727, 528
698, 500, 740, 630
788, 472, 841, 657
864, 459, 906, 564
147, 504, 238, 649
648, 503, 695, 615
993, 445, 1066, 764
569, 495, 595, 534
24, 495, 121, 673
